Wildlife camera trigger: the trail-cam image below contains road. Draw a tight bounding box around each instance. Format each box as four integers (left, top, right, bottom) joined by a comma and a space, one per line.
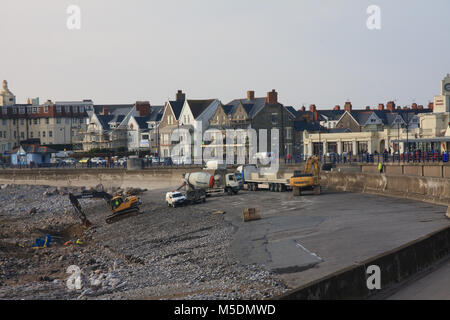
197, 189, 449, 289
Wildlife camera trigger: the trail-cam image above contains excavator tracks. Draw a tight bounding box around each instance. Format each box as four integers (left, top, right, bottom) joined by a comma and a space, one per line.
105, 208, 141, 224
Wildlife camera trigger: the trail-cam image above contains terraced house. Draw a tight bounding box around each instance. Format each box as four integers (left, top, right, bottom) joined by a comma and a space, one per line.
0, 80, 89, 153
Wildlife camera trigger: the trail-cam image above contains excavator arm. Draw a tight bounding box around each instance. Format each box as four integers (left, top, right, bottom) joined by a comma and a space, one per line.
69, 191, 113, 227
68, 190, 137, 227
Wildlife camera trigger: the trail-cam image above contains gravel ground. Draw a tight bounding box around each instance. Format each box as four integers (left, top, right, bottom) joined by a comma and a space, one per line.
0, 184, 288, 300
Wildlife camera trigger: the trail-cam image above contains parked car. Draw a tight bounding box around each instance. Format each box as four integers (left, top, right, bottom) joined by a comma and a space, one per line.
165, 191, 187, 208
172, 156, 192, 165
63, 158, 78, 165
116, 157, 128, 166
91, 157, 106, 165
79, 158, 90, 164
151, 157, 164, 164
50, 158, 63, 164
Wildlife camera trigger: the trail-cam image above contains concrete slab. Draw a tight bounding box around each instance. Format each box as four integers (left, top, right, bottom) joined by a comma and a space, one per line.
198, 190, 450, 289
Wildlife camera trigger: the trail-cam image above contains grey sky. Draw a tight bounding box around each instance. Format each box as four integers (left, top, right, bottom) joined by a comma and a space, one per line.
1, 0, 449, 109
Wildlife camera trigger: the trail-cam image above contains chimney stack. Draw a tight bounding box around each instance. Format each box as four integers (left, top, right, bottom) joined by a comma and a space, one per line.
365, 106, 371, 110
418, 105, 424, 110
266, 89, 278, 104
333, 105, 340, 111
247, 90, 255, 100
387, 101, 396, 112
101, 107, 109, 115
428, 102, 434, 110
309, 104, 317, 112
176, 90, 186, 102
378, 103, 385, 111
300, 106, 306, 111
344, 101, 352, 112
135, 101, 151, 116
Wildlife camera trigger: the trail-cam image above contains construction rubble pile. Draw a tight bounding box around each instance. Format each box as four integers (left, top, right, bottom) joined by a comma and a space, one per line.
0, 184, 288, 300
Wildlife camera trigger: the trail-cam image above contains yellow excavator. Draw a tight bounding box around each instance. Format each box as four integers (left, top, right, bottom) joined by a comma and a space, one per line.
69, 191, 142, 227
289, 156, 321, 196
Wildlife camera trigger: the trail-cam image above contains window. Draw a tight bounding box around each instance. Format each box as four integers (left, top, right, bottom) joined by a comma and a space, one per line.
13, 119, 16, 125
45, 118, 49, 124
2, 108, 6, 115
44, 106, 48, 113
42, 131, 46, 137
0, 132, 2, 138
66, 118, 70, 124
33, 119, 38, 125
56, 118, 61, 124
271, 114, 278, 125
30, 132, 34, 138
14, 131, 16, 138
357, 141, 368, 154
20, 132, 24, 139
2, 119, 6, 125
38, 132, 40, 137
342, 141, 353, 154
80, 119, 83, 124
19, 107, 25, 114
32, 107, 38, 113
13, 107, 17, 114
285, 127, 292, 139
20, 119, 24, 125
49, 131, 52, 137
56, 106, 61, 113
65, 106, 70, 113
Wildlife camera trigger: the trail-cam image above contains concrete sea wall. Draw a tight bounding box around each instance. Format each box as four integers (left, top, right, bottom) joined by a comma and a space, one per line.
321, 171, 450, 206
0, 168, 202, 190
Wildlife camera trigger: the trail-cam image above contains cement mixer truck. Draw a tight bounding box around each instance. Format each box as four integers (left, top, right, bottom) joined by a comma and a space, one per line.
177, 169, 240, 203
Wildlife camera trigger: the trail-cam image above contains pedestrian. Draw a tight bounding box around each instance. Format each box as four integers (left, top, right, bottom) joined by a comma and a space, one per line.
378, 162, 383, 174
286, 153, 291, 164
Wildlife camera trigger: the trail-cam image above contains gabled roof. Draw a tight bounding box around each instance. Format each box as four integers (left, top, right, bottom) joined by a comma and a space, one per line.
168, 100, 184, 120
222, 105, 234, 115
319, 110, 346, 121
96, 115, 115, 129
147, 105, 164, 122
187, 99, 216, 118
134, 115, 151, 129
227, 97, 267, 118
285, 106, 298, 118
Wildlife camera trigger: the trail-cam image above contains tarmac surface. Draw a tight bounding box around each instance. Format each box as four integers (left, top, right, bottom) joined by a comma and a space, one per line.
200, 189, 449, 289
